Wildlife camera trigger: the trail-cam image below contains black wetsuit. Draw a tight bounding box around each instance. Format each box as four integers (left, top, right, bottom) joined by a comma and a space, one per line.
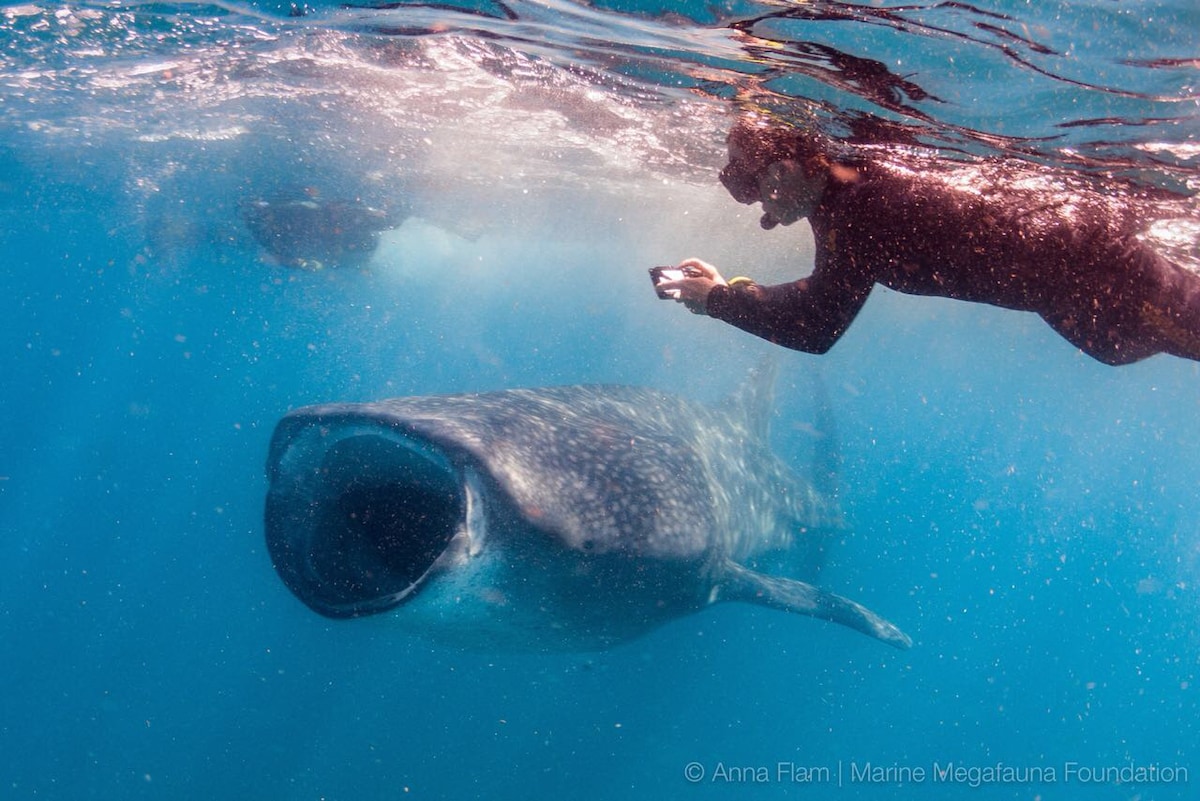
706, 153, 1200, 365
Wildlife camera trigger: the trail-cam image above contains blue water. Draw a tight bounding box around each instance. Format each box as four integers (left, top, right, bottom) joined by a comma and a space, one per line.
2, 0, 1198, 798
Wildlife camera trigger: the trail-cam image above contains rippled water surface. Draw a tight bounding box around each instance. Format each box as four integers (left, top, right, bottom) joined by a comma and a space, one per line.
1, 1, 1198, 799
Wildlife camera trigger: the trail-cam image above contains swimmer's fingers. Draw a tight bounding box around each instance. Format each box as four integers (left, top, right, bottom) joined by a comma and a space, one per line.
657, 276, 718, 315
676, 257, 726, 283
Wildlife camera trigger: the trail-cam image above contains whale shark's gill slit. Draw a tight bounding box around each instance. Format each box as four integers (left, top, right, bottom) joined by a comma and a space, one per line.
267, 427, 465, 618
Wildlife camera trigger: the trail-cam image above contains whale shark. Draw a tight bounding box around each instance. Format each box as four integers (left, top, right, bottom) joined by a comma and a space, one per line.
241, 192, 401, 270
263, 365, 911, 650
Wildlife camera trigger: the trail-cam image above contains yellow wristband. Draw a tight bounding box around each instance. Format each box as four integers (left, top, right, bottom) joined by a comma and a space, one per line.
727, 276, 754, 287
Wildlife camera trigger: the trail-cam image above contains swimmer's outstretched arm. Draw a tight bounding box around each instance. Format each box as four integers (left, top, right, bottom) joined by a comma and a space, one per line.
657, 256, 873, 354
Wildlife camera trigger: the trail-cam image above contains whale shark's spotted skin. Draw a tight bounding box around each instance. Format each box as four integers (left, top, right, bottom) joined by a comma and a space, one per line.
264, 365, 911, 650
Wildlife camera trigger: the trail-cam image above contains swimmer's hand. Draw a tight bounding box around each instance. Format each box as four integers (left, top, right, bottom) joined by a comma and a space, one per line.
655, 258, 727, 315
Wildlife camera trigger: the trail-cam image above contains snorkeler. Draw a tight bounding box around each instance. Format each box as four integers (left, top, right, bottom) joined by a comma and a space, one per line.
653, 117, 1200, 365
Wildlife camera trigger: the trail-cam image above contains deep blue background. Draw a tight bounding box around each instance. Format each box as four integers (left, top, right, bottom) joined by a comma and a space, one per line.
1, 1, 1197, 798
4, 153, 1197, 800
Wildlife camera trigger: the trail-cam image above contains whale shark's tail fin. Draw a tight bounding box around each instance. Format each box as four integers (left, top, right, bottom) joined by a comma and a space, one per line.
715, 559, 912, 650
810, 366, 841, 505
796, 366, 842, 577
718, 355, 779, 444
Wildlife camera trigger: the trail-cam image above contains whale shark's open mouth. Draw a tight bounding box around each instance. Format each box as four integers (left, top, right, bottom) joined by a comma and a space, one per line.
265, 424, 465, 618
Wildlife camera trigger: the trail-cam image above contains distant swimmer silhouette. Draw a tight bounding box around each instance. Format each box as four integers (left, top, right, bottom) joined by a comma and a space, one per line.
653, 116, 1200, 365
242, 190, 401, 270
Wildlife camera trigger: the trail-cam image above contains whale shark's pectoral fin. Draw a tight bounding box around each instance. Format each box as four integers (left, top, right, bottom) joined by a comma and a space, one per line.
714, 559, 912, 650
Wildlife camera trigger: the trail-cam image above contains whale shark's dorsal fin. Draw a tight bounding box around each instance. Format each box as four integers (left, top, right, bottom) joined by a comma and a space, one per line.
714, 559, 912, 650
719, 356, 778, 443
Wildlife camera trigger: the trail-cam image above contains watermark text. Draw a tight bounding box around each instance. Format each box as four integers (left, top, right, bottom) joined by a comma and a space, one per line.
682, 759, 1189, 788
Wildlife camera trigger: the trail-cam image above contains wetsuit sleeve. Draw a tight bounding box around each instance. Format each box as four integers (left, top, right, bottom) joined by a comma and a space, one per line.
705, 270, 873, 353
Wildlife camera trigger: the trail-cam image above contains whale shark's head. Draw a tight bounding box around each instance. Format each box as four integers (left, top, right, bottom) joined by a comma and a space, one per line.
265, 422, 484, 619
263, 387, 724, 623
